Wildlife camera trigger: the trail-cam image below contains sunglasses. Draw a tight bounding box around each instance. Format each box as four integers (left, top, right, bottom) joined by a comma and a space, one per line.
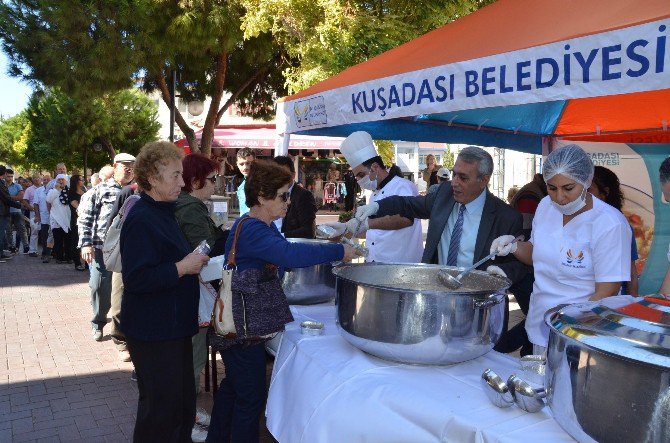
205, 175, 217, 184
278, 191, 291, 202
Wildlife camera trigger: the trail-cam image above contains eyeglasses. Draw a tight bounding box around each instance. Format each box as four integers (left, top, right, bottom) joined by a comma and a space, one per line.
278, 191, 291, 202
205, 176, 217, 184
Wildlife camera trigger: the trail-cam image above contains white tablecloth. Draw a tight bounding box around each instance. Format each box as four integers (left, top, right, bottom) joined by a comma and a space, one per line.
266, 304, 574, 443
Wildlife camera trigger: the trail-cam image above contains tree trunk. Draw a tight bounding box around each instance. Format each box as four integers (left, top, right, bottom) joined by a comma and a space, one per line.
215, 63, 270, 122
155, 73, 198, 152
99, 136, 116, 160
200, 51, 228, 156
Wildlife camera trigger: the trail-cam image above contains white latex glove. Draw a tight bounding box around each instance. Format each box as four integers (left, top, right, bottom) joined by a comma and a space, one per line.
319, 222, 347, 238
489, 235, 518, 258
345, 217, 368, 236
486, 265, 507, 278
355, 202, 379, 221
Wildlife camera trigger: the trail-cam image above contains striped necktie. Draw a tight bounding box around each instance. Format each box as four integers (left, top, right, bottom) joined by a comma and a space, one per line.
446, 204, 466, 266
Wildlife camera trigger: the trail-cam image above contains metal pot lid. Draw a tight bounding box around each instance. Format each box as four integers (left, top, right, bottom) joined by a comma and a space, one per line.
545, 295, 670, 368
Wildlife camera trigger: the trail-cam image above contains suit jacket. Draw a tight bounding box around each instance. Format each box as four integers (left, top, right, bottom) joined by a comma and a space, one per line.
282, 183, 317, 239
375, 182, 529, 284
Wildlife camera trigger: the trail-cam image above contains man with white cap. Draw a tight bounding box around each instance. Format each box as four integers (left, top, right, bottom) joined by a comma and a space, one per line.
325, 131, 423, 263
428, 167, 451, 194
78, 152, 136, 342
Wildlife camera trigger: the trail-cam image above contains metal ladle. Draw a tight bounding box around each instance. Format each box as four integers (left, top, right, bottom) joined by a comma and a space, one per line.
437, 235, 523, 289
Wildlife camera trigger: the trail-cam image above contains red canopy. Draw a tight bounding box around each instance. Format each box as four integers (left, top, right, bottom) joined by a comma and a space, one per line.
182, 125, 343, 150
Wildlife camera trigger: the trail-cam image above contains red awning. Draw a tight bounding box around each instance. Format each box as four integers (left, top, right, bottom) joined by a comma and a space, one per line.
184, 125, 344, 150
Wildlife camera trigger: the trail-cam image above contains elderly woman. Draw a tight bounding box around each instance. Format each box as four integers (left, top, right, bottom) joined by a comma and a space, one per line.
206, 159, 357, 443
120, 141, 210, 442
491, 144, 631, 354
45, 173, 72, 263
174, 153, 227, 440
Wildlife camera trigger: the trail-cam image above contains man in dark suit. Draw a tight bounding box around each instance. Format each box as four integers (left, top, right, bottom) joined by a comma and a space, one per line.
274, 156, 317, 239
353, 147, 531, 348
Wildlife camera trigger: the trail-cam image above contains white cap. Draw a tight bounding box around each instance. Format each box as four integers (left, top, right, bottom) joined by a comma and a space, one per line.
55, 174, 68, 181
113, 153, 136, 163
339, 131, 377, 168
437, 167, 451, 179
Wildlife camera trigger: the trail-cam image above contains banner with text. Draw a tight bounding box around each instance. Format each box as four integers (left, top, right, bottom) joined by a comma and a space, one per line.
285, 19, 669, 133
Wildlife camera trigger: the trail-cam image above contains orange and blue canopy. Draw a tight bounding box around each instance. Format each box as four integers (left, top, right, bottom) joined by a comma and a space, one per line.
279, 0, 670, 153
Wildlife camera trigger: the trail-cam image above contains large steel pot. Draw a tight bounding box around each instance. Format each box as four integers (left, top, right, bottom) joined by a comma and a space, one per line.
281, 238, 337, 305
333, 263, 511, 365
545, 295, 670, 443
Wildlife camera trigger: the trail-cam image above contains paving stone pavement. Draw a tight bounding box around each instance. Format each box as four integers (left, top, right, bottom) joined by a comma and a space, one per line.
1, 254, 140, 442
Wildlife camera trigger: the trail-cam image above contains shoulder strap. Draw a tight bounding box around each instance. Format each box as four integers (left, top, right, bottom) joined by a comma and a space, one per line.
226, 217, 252, 267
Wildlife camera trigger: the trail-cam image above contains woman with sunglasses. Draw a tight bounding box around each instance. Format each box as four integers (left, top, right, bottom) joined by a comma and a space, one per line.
206, 159, 358, 443
174, 153, 229, 442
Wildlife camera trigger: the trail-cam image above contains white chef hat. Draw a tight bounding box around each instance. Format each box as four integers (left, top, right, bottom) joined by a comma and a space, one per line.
339, 131, 377, 168
543, 144, 594, 188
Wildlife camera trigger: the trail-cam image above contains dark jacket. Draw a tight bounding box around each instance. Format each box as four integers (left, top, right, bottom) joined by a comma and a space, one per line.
119, 192, 199, 341
0, 180, 21, 216
174, 191, 225, 250
375, 182, 529, 284
282, 183, 317, 239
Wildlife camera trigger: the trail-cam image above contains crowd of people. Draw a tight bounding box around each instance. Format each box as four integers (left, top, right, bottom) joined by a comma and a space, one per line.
2, 136, 670, 443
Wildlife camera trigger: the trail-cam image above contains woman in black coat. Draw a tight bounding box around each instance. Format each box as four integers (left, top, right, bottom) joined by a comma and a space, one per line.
120, 141, 209, 442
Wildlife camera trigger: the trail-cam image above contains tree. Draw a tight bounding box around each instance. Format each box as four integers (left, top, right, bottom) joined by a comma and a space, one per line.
443, 144, 455, 169
241, 0, 495, 93
0, 111, 30, 170
0, 0, 291, 156
374, 140, 395, 167
24, 88, 160, 172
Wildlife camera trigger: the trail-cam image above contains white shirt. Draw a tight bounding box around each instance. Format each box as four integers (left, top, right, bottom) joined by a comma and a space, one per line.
367, 176, 423, 263
526, 196, 631, 347
437, 189, 487, 267
46, 188, 71, 232
32, 186, 50, 223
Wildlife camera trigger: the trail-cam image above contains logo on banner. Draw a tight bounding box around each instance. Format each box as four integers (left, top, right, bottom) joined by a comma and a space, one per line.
294, 96, 327, 128
589, 152, 620, 166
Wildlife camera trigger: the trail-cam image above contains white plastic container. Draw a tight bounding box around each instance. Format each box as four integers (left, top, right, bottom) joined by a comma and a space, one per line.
199, 255, 226, 282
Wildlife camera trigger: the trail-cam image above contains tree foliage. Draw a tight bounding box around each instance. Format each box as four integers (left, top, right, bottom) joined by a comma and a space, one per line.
241, 0, 495, 93
443, 145, 455, 169
0, 111, 30, 170
0, 0, 292, 155
23, 88, 159, 172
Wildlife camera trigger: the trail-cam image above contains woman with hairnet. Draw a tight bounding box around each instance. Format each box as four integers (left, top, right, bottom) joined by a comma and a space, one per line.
490, 144, 631, 354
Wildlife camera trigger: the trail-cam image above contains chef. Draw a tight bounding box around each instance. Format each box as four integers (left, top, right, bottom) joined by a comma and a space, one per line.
491, 144, 631, 354
324, 131, 423, 263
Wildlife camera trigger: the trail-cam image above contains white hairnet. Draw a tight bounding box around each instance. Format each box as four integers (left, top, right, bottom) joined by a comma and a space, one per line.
542, 144, 594, 187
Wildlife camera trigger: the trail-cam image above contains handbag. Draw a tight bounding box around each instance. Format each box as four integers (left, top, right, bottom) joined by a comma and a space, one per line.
211, 217, 294, 344
102, 194, 140, 272
211, 217, 249, 338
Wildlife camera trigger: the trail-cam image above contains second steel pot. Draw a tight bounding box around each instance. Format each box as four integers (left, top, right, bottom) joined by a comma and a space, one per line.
545, 295, 670, 443
281, 238, 337, 305
333, 263, 511, 365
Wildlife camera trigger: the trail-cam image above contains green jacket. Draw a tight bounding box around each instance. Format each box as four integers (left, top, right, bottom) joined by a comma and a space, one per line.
174, 191, 224, 251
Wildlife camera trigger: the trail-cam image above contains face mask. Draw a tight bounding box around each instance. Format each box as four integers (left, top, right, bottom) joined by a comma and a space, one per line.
552, 188, 587, 216
357, 175, 377, 191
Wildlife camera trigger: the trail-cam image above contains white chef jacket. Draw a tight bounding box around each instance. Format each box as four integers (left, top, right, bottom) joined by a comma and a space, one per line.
526, 196, 631, 347
367, 176, 424, 263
